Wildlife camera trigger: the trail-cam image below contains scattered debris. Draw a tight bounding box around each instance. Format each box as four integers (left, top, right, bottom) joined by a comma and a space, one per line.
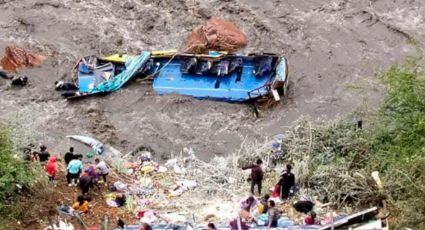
1, 46, 46, 73
91, 144, 389, 230
66, 135, 104, 155
318, 207, 381, 230
11, 75, 28, 87
66, 52, 151, 98
43, 220, 74, 230
55, 80, 78, 91
0, 69, 12, 79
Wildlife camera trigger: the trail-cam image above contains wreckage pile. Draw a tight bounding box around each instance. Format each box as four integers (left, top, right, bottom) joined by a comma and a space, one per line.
100, 145, 265, 225
90, 125, 386, 229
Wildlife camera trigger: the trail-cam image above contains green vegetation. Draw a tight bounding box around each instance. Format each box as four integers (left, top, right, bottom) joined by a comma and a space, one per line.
278, 56, 425, 228
0, 124, 35, 226
372, 57, 425, 228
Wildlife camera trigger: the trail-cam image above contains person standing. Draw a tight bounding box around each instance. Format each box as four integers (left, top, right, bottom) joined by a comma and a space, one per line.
95, 158, 110, 183
67, 155, 83, 186
64, 147, 75, 166
38, 145, 50, 163
278, 164, 295, 200
75, 154, 84, 176
242, 159, 264, 195
45, 156, 57, 186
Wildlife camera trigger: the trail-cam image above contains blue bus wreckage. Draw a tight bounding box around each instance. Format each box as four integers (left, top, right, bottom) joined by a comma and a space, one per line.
59, 51, 289, 102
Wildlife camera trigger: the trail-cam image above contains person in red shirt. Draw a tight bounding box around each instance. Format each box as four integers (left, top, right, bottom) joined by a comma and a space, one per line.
45, 156, 57, 186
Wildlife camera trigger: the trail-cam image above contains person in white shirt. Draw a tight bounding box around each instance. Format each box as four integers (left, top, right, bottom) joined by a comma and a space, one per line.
95, 158, 109, 183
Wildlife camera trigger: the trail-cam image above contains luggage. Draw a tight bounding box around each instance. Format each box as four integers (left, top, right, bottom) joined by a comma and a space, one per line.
185, 18, 247, 54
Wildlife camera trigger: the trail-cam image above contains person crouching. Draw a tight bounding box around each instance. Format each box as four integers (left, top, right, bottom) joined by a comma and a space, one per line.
78, 172, 94, 195
72, 195, 90, 214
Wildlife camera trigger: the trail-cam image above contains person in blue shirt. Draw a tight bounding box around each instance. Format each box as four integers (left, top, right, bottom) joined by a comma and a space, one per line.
67, 155, 83, 186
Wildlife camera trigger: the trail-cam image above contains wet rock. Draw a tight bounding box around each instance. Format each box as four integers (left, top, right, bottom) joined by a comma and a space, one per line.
86, 104, 100, 114
123, 1, 135, 10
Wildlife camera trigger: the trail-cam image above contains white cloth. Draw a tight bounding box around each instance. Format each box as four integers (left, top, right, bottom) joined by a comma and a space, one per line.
96, 161, 109, 174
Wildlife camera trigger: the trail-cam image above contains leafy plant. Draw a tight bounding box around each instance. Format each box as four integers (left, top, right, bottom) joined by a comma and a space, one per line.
0, 124, 35, 223
276, 56, 425, 228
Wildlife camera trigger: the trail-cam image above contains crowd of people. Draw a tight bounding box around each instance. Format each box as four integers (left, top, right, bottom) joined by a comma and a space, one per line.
25, 144, 155, 229
237, 159, 318, 229
24, 145, 124, 213
24, 145, 110, 195
26, 144, 313, 229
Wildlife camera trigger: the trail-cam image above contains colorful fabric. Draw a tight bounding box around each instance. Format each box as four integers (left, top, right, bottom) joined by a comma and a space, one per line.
72, 201, 89, 212
272, 184, 280, 197
257, 203, 264, 214
89, 52, 151, 93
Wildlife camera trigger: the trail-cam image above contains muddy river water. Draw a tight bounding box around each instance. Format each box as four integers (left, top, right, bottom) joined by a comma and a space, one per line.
0, 0, 424, 160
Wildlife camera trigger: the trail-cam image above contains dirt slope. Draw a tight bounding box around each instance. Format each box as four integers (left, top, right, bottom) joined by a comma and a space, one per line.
0, 0, 424, 160
9, 163, 134, 229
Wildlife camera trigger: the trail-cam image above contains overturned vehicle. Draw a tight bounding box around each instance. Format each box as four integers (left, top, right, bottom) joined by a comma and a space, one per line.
58, 51, 289, 102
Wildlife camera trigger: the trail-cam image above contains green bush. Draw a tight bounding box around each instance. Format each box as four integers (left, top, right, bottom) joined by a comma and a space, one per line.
0, 124, 35, 221
371, 57, 425, 228
277, 56, 425, 228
